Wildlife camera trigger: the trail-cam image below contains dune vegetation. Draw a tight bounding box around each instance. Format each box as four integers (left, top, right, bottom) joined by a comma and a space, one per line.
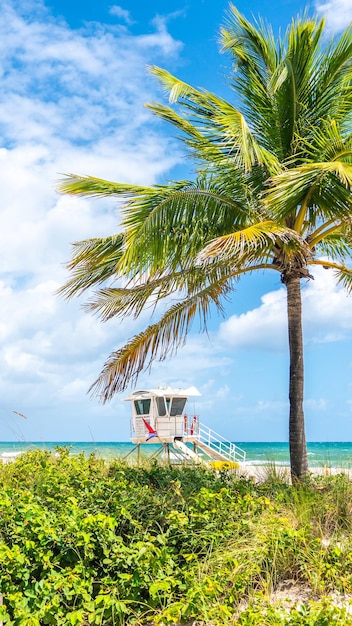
1, 450, 352, 624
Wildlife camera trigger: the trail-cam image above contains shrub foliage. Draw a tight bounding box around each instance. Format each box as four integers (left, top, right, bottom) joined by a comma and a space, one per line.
1, 450, 352, 624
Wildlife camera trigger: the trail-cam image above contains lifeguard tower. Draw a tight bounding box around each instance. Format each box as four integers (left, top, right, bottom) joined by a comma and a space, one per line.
124, 386, 246, 468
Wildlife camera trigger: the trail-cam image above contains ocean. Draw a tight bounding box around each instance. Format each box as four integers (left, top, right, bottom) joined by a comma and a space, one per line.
1, 441, 352, 467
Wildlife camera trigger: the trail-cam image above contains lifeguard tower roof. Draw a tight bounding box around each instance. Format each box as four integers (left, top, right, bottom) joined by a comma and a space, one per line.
124, 386, 201, 401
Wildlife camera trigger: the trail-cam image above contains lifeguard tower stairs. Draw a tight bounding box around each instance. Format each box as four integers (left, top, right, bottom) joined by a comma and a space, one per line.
124, 386, 246, 468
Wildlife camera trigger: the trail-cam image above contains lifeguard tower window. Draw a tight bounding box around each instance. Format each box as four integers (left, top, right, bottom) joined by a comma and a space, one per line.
156, 398, 166, 416
134, 399, 151, 415
170, 398, 187, 416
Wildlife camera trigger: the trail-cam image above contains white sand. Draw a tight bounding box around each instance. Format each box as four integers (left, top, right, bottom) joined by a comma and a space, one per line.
239, 462, 352, 482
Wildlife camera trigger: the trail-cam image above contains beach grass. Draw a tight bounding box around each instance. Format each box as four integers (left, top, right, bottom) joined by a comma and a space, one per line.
1, 449, 352, 624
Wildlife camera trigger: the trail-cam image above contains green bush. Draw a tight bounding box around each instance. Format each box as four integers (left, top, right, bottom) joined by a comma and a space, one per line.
1, 450, 352, 624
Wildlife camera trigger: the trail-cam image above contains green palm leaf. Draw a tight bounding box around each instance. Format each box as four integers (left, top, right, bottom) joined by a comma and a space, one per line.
119, 176, 251, 274
84, 262, 237, 321
335, 267, 352, 293
90, 279, 231, 400
58, 234, 125, 298
199, 221, 303, 260
267, 161, 352, 225
57, 174, 150, 198
148, 67, 280, 174
314, 233, 352, 262
310, 260, 352, 294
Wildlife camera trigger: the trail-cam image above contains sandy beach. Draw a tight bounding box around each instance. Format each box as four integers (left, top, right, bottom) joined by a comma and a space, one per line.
240, 462, 352, 482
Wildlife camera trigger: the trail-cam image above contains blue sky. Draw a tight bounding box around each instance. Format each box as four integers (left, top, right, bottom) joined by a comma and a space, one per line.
0, 0, 351, 443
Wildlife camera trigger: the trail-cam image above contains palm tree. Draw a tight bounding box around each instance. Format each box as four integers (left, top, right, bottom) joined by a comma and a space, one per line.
58, 7, 352, 481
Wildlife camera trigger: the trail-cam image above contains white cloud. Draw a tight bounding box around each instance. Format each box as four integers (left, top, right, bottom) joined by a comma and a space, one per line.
216, 385, 230, 399
219, 266, 352, 352
109, 5, 134, 25
315, 0, 352, 33
305, 398, 328, 411
0, 0, 185, 440
232, 399, 288, 416
218, 287, 287, 351
137, 335, 232, 390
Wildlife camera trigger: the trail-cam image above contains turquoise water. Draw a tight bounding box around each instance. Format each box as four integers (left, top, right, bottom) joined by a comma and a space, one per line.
1, 441, 352, 467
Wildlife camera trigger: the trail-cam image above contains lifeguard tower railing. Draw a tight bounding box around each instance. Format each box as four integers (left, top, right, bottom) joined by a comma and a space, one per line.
131, 414, 184, 439
131, 415, 246, 464
196, 422, 246, 463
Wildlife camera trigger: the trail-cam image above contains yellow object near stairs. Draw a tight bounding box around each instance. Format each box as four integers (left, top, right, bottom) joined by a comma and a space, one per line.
209, 460, 240, 470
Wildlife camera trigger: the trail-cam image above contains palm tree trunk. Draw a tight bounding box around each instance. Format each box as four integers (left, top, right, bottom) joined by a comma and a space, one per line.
285, 275, 308, 482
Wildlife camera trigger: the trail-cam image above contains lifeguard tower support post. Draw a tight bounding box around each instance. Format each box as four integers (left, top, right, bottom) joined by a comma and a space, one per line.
124, 386, 246, 467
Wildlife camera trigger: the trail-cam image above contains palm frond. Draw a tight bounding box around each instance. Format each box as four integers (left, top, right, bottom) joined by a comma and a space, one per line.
58, 234, 125, 298
303, 121, 352, 164
204, 95, 280, 173
84, 260, 241, 321
147, 101, 249, 172
119, 175, 251, 275
310, 260, 352, 294
311, 26, 352, 125
148, 67, 280, 174
148, 66, 206, 104
221, 5, 277, 74
221, 10, 325, 159
199, 221, 301, 260
267, 161, 352, 225
84, 284, 160, 321
90, 279, 232, 400
335, 267, 352, 293
309, 221, 345, 247
57, 174, 150, 198
275, 18, 327, 156
84, 267, 221, 320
